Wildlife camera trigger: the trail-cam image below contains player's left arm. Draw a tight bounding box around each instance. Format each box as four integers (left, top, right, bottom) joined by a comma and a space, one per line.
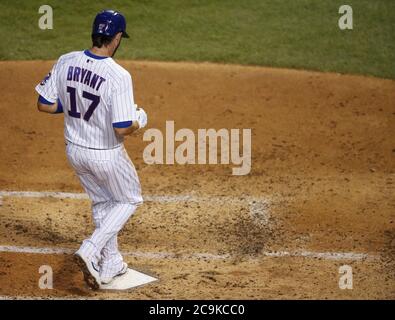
37, 95, 63, 114
35, 59, 62, 114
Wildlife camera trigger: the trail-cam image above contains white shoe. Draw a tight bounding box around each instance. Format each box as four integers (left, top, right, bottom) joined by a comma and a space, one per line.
101, 262, 128, 285
74, 252, 101, 290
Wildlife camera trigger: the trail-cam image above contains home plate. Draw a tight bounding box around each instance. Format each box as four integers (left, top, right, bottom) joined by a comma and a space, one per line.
100, 268, 158, 290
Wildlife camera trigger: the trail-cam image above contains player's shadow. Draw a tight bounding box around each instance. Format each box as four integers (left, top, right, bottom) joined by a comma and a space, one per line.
6, 216, 82, 246
55, 254, 95, 296
2, 216, 96, 296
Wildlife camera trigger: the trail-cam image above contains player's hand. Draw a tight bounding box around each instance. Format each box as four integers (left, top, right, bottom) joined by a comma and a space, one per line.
136, 107, 148, 129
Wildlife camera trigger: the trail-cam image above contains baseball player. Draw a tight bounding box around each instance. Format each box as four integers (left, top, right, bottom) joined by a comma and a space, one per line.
35, 10, 147, 289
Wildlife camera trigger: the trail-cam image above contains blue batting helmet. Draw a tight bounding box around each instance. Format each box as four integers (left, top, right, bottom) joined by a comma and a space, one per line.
92, 10, 129, 38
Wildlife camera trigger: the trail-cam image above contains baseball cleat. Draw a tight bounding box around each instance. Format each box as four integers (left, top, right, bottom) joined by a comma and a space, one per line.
74, 253, 101, 290
101, 262, 128, 285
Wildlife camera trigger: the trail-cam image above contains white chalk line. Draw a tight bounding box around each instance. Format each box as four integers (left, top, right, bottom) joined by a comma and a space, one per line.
0, 190, 377, 261
0, 245, 376, 261
0, 295, 92, 300
0, 190, 265, 203
0, 190, 271, 227
0, 294, 134, 300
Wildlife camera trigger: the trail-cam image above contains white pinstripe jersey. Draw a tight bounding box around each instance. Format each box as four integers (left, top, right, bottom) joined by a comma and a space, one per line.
35, 50, 137, 149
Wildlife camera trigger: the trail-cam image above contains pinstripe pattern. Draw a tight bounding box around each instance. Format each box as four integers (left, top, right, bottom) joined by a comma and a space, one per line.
36, 50, 144, 280
35, 51, 138, 149
66, 143, 142, 278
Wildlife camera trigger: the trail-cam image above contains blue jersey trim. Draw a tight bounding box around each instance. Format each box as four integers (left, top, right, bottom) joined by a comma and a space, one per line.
55, 99, 64, 113
38, 95, 54, 105
38, 96, 63, 113
84, 50, 109, 60
113, 121, 133, 128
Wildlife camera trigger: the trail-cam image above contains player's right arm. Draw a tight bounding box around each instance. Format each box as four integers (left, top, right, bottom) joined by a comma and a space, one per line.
114, 120, 140, 136
113, 106, 148, 136
111, 71, 147, 137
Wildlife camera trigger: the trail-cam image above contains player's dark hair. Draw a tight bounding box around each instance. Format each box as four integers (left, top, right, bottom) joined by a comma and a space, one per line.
91, 34, 115, 48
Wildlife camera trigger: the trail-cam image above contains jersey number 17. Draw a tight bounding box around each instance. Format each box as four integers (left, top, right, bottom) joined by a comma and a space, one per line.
66, 86, 100, 121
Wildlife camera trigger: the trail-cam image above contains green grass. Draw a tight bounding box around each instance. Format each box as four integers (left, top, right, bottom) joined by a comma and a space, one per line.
0, 0, 394, 78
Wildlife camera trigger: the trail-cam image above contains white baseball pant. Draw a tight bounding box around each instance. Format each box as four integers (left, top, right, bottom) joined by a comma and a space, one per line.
66, 141, 143, 279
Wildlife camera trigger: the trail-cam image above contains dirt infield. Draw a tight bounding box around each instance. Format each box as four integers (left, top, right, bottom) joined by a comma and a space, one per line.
0, 60, 394, 299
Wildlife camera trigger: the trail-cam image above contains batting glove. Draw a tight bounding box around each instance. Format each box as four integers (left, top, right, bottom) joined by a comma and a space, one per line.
136, 107, 148, 129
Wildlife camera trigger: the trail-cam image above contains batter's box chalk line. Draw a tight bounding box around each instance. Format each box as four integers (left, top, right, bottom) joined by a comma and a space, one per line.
0, 190, 272, 226
0, 190, 377, 262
